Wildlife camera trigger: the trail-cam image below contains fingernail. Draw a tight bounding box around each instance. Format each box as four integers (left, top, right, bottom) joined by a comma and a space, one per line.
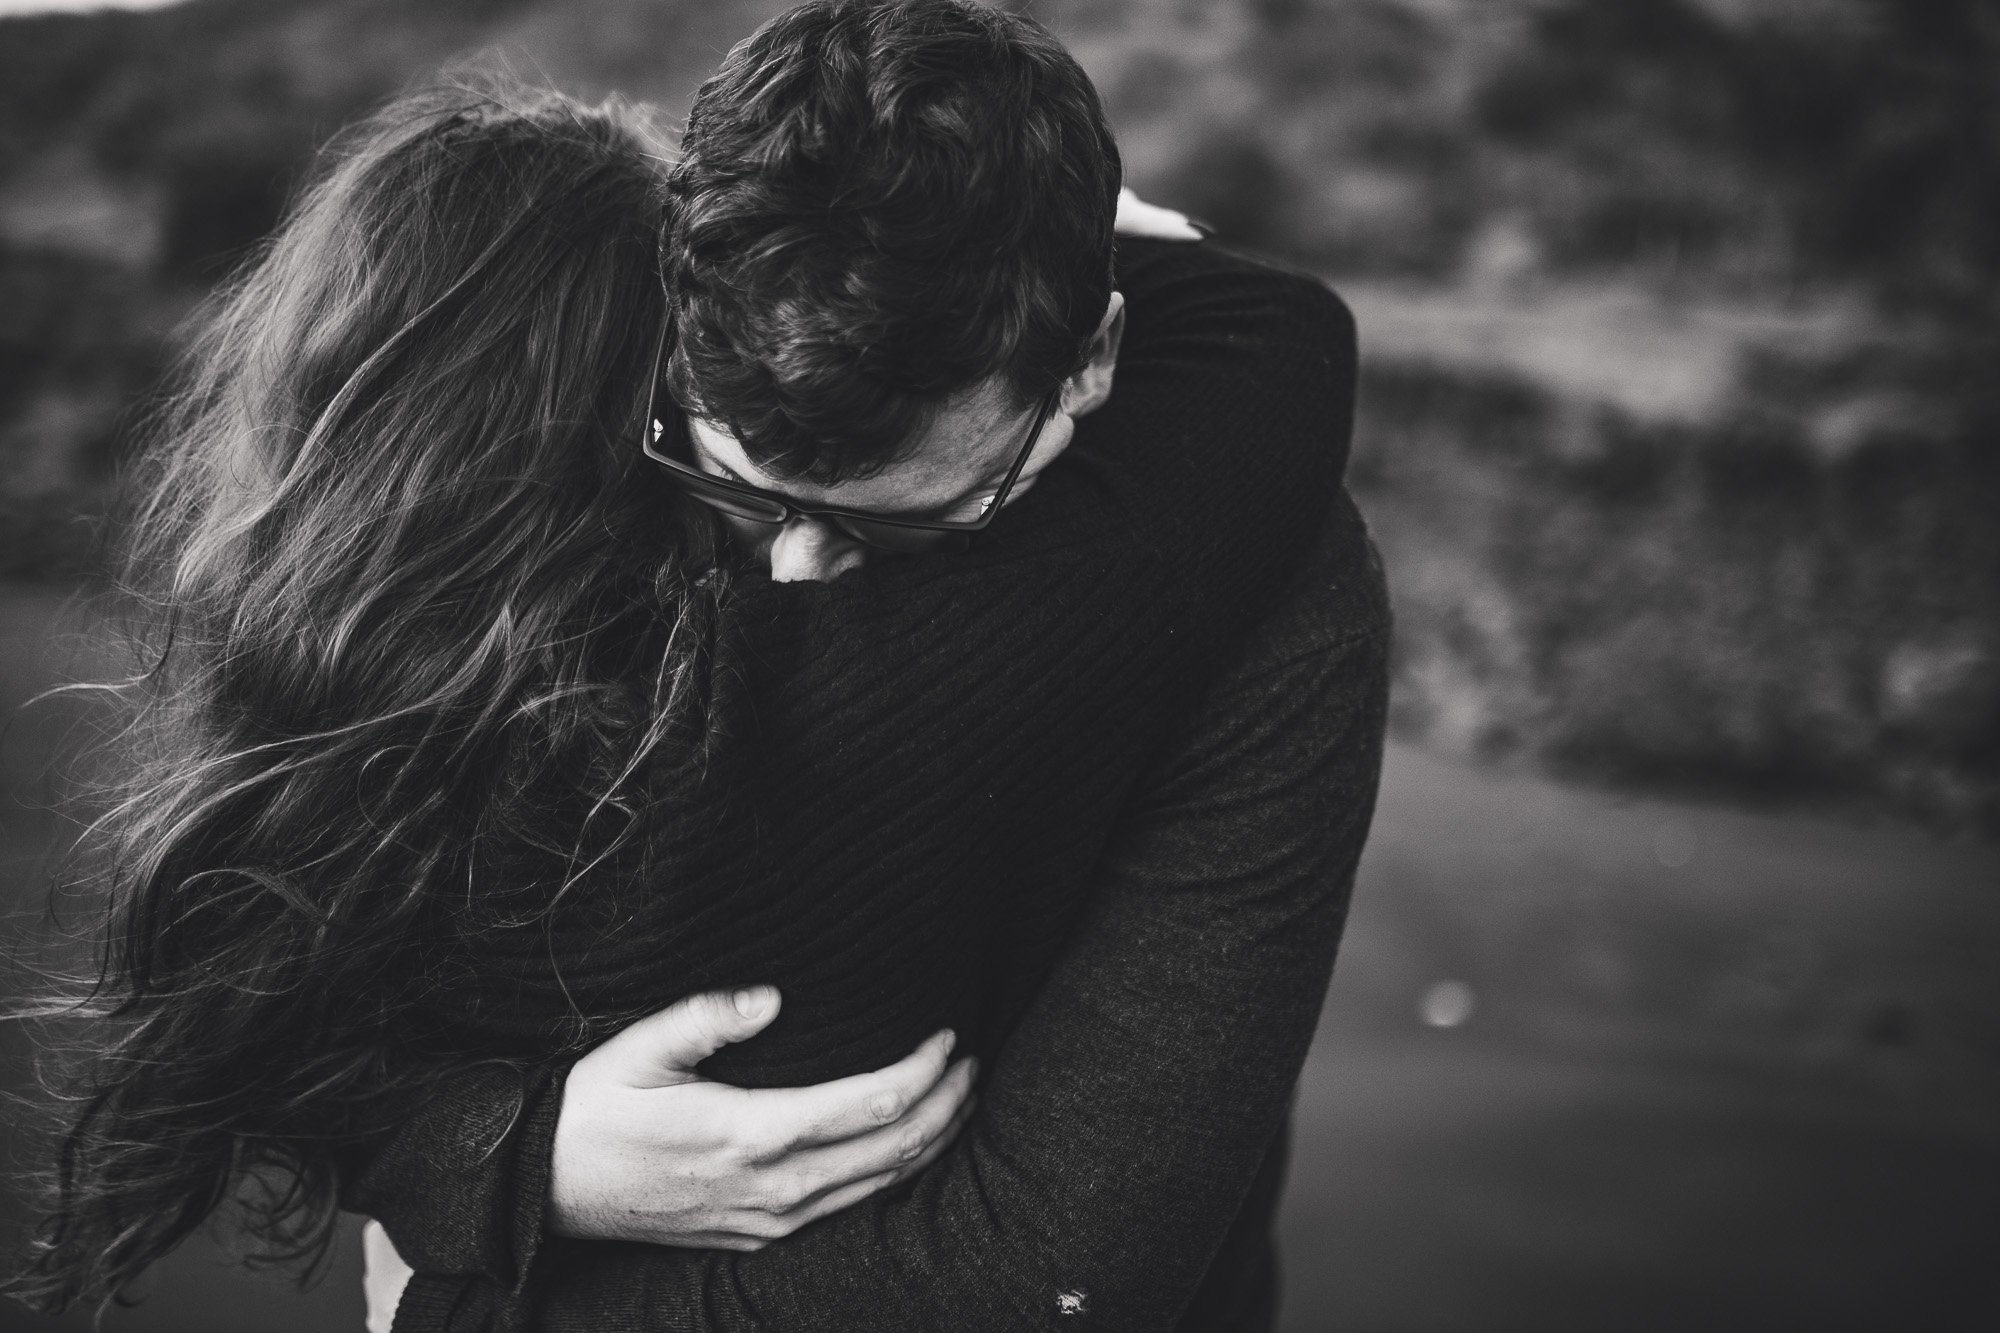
733, 987, 770, 1017
940, 1029, 957, 1055
1188, 216, 1216, 238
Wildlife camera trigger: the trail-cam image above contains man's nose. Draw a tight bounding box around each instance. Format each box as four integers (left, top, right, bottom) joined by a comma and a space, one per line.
768, 517, 867, 584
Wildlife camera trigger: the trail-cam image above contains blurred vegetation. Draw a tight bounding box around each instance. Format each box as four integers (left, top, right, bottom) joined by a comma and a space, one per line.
0, 0, 1994, 829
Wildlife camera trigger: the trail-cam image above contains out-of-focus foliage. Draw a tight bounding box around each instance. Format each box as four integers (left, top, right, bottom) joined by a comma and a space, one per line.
1072, 0, 1999, 828
1089, 0, 2000, 301
0, 0, 791, 571
0, 0, 1994, 827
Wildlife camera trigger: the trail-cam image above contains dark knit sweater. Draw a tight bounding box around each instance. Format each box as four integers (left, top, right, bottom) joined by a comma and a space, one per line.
348, 239, 1384, 1330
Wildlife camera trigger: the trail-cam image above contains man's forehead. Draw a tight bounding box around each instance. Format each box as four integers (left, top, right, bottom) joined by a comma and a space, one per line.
692, 376, 1033, 511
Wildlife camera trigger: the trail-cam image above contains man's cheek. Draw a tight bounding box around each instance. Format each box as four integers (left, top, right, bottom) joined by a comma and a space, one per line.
1002, 473, 1043, 507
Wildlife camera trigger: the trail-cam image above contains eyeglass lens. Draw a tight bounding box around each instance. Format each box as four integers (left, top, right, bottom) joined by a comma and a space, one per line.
832, 517, 971, 553
669, 468, 791, 525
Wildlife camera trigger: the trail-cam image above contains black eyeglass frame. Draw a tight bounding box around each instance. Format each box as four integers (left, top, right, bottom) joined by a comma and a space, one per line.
637, 327, 1062, 554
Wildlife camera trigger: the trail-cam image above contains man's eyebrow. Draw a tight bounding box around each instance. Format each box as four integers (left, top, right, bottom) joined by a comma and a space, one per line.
706, 455, 754, 485
692, 438, 768, 490
702, 426, 1012, 514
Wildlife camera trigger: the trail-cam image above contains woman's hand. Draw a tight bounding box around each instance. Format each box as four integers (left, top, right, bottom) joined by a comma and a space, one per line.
1114, 186, 1206, 241
551, 986, 978, 1250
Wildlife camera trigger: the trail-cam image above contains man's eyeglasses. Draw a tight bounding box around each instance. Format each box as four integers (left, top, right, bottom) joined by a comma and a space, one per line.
637, 333, 1061, 555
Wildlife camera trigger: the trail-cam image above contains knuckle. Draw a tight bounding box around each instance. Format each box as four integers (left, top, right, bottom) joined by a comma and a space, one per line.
788, 1168, 828, 1205
868, 1088, 904, 1125
745, 1211, 792, 1240
691, 991, 732, 1029
895, 1128, 926, 1165
732, 1123, 784, 1166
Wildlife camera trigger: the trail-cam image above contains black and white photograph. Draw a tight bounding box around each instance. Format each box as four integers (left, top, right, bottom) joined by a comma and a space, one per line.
0, 0, 1994, 1329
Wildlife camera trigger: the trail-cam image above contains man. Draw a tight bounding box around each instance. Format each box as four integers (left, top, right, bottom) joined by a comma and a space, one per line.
358, 3, 1387, 1329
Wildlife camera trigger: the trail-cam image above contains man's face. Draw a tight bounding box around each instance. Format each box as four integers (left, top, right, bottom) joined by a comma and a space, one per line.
688, 377, 1076, 582
685, 292, 1125, 584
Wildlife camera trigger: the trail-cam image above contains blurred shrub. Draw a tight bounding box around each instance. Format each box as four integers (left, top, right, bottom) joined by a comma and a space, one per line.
0, 0, 574, 581
0, 10, 141, 178
1073, 0, 2000, 304
1077, 0, 1478, 277
1052, 0, 1999, 826
1356, 356, 2000, 831
0, 244, 166, 578
157, 127, 305, 277
1469, 0, 2000, 300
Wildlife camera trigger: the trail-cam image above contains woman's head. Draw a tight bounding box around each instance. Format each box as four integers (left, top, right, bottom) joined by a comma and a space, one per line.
152, 81, 676, 667
11, 81, 717, 1311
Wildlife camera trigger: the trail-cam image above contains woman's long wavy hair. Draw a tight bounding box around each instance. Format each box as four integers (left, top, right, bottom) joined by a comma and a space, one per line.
6, 81, 721, 1311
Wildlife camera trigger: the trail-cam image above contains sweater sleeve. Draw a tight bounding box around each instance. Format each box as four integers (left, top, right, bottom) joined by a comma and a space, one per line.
502, 495, 1390, 1333
342, 1065, 567, 1331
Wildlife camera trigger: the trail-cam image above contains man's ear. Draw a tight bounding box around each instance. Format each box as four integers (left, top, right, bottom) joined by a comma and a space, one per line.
1061, 291, 1126, 419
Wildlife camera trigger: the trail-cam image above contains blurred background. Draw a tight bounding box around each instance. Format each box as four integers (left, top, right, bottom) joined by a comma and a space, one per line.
0, 0, 1995, 1329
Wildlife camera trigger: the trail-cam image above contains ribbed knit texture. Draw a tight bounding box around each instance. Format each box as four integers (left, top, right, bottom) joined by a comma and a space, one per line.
358, 239, 1369, 1331
413, 239, 1355, 1088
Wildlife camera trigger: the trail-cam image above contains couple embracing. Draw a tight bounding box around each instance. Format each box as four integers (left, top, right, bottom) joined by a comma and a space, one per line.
14, 2, 1387, 1330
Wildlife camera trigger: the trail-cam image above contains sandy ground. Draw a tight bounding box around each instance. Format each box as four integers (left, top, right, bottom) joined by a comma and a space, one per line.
1, 581, 1996, 1332
1280, 745, 2000, 1331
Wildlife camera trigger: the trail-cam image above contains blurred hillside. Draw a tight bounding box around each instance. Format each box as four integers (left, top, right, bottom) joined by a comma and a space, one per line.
0, 0, 1995, 826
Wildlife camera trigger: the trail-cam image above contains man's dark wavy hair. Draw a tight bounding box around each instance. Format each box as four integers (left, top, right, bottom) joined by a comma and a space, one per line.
663, 0, 1123, 484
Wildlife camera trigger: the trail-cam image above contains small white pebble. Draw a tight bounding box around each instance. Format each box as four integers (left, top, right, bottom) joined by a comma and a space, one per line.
1420, 979, 1475, 1028
1056, 1289, 1089, 1316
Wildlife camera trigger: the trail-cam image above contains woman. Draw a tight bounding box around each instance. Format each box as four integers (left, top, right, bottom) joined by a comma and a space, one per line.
12, 54, 1381, 1333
